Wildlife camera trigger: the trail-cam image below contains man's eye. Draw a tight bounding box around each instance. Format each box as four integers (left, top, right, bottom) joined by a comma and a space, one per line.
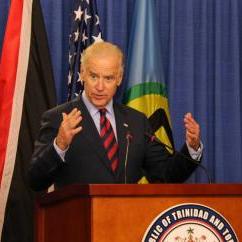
105, 76, 114, 81
90, 74, 97, 79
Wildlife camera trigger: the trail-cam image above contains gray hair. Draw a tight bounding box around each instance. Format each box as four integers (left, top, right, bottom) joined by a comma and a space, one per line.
81, 41, 124, 72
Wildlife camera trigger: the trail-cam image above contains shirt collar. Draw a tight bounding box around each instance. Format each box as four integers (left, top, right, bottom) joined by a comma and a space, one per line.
82, 91, 114, 117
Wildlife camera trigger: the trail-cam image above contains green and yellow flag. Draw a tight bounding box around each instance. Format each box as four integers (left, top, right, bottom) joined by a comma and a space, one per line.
123, 0, 174, 153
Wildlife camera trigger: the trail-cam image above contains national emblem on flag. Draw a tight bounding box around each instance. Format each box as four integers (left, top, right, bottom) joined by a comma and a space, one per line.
124, 0, 174, 153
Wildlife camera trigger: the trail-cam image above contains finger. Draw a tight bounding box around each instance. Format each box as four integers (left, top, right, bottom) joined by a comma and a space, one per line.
184, 116, 197, 126
185, 124, 199, 134
185, 127, 198, 137
68, 108, 79, 118
61, 113, 69, 128
185, 112, 192, 118
69, 111, 82, 123
71, 126, 82, 135
186, 129, 198, 137
64, 110, 81, 124
62, 112, 67, 120
73, 110, 82, 119
185, 119, 200, 129
63, 116, 82, 131
186, 128, 199, 137
184, 112, 192, 122
186, 130, 199, 142
184, 113, 197, 124
187, 119, 198, 128
186, 132, 199, 142
185, 121, 196, 127
70, 115, 82, 128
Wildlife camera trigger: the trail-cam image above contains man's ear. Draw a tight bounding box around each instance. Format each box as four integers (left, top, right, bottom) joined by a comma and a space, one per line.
80, 67, 85, 83
117, 70, 123, 86
117, 80, 122, 87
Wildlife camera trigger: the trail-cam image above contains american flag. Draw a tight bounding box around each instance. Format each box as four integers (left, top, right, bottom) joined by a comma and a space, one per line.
68, 0, 102, 100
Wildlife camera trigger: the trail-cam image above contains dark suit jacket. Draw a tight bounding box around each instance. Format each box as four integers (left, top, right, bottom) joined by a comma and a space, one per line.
28, 96, 198, 191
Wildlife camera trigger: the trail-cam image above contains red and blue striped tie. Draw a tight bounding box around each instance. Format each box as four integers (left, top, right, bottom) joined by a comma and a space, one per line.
99, 108, 119, 172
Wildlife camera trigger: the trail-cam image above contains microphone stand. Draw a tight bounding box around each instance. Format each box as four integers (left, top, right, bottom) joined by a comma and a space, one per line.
124, 132, 132, 184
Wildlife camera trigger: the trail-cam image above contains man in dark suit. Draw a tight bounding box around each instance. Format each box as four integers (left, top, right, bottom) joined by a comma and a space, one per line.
28, 42, 202, 191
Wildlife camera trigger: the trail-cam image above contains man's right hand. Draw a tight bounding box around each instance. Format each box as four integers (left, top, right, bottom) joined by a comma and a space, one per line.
56, 108, 83, 151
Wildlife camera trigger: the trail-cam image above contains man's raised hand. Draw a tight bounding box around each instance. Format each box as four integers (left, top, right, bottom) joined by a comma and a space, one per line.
184, 112, 200, 151
56, 108, 82, 150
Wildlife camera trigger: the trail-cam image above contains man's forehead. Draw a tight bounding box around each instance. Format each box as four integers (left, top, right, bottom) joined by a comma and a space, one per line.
87, 66, 118, 75
85, 57, 120, 71
91, 54, 120, 63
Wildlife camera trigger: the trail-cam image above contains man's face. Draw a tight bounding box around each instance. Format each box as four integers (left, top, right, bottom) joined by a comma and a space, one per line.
81, 55, 123, 109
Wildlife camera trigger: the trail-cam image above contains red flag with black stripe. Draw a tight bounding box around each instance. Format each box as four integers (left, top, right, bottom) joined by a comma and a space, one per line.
0, 0, 56, 241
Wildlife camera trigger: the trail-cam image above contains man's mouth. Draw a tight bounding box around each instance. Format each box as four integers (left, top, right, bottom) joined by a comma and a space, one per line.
92, 94, 106, 99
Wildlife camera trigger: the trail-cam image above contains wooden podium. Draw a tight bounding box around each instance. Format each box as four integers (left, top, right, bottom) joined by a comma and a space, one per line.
35, 184, 242, 242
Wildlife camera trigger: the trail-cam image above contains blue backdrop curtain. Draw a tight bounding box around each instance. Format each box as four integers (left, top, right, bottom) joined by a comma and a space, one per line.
0, 0, 10, 55
1, 0, 242, 183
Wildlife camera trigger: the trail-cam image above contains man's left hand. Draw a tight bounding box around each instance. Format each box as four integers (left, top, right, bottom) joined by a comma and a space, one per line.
184, 113, 200, 151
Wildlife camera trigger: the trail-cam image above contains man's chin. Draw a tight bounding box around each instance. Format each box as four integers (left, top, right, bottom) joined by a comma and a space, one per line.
92, 99, 108, 109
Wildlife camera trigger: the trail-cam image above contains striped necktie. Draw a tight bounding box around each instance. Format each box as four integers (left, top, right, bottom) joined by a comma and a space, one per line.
99, 108, 119, 172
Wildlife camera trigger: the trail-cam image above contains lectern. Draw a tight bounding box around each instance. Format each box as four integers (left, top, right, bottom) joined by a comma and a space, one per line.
35, 184, 242, 241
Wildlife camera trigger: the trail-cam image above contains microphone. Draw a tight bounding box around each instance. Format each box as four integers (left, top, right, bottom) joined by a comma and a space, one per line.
123, 123, 133, 184
144, 132, 212, 184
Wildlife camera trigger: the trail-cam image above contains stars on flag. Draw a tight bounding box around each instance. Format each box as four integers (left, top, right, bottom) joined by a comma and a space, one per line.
92, 32, 102, 42
68, 0, 102, 100
84, 9, 91, 24
82, 30, 88, 43
74, 6, 83, 21
74, 29, 80, 42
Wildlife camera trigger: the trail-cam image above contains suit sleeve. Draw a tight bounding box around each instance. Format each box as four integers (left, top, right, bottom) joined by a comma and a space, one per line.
28, 109, 66, 191
142, 116, 199, 183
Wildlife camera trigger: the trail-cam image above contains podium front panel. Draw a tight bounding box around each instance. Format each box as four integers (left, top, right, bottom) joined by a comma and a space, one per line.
35, 184, 242, 242
91, 196, 242, 241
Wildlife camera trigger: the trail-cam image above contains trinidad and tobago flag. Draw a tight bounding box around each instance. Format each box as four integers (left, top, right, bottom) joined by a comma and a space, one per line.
0, 0, 56, 241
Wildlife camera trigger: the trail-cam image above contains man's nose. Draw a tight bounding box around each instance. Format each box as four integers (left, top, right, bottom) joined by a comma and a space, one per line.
95, 79, 104, 90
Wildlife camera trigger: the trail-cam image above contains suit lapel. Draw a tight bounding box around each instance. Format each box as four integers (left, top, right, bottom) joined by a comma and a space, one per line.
114, 104, 128, 179
75, 97, 115, 175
